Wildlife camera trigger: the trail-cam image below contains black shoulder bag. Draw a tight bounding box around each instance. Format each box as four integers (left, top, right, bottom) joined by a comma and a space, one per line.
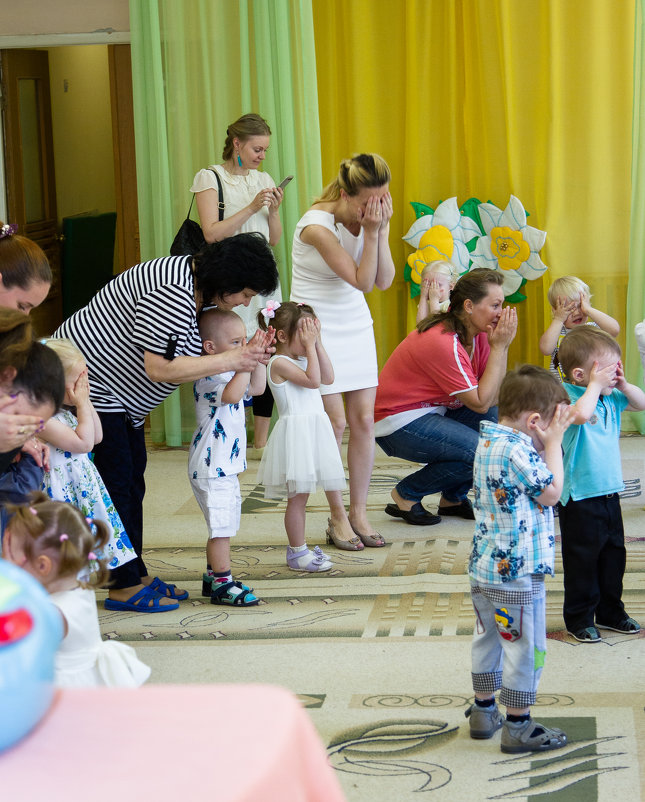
170, 167, 224, 256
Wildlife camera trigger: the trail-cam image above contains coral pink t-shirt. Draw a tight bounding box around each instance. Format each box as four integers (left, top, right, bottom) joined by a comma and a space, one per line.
374, 324, 490, 422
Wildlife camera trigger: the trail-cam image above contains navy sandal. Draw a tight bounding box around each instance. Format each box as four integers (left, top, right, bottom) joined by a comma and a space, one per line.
210, 581, 259, 606
148, 576, 189, 600
201, 574, 253, 597
104, 585, 179, 613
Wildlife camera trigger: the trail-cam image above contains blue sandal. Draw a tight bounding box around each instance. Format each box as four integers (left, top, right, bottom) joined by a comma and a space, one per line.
210, 581, 259, 606
104, 585, 179, 613
148, 576, 189, 601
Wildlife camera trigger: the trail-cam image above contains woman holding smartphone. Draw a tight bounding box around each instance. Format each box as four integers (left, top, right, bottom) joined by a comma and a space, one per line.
192, 113, 286, 453
290, 153, 395, 549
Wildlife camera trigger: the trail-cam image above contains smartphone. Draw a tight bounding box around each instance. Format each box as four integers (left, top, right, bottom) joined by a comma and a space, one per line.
278, 175, 294, 190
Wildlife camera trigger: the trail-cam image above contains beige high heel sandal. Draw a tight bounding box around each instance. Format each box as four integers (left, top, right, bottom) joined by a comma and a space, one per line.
350, 524, 386, 548
325, 518, 364, 551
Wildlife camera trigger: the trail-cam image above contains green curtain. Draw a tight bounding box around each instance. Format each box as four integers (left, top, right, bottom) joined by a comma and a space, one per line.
628, 0, 645, 432
129, 0, 322, 445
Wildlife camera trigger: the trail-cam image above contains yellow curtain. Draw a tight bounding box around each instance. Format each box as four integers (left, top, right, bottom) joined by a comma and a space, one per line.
313, 0, 634, 370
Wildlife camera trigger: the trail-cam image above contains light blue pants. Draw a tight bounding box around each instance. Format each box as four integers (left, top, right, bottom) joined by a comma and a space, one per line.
470, 574, 546, 709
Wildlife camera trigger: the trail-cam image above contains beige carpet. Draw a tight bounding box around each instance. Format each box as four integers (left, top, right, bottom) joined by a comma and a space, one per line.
98, 435, 645, 801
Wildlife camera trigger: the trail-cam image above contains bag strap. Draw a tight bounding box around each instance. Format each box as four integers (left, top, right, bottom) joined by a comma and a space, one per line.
208, 167, 225, 222
185, 167, 225, 221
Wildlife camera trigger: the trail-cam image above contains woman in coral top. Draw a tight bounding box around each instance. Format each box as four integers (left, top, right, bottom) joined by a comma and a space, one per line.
375, 269, 517, 526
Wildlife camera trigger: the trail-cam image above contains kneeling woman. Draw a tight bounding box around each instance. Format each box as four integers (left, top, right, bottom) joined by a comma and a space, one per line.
374, 269, 517, 525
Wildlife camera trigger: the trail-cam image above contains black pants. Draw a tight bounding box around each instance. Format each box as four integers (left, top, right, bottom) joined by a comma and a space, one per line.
558, 493, 626, 631
252, 383, 274, 418
93, 412, 147, 589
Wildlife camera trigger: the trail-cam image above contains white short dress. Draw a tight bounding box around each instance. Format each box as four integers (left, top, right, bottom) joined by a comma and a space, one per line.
257, 355, 347, 498
191, 164, 282, 337
290, 209, 378, 395
51, 587, 150, 687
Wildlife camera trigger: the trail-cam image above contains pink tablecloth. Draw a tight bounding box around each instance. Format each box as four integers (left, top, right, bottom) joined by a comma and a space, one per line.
1, 684, 346, 802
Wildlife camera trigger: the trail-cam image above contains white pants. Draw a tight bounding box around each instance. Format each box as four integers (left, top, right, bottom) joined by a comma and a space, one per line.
191, 475, 241, 539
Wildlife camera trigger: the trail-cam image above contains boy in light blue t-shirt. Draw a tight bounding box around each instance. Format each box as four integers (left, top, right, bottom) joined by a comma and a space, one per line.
557, 327, 645, 643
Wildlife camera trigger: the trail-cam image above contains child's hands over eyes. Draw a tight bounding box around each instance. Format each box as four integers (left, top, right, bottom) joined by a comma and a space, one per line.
614, 360, 628, 392
426, 278, 442, 303
68, 370, 90, 406
537, 402, 575, 448
553, 295, 577, 323
589, 359, 617, 390
298, 316, 318, 347
578, 292, 592, 317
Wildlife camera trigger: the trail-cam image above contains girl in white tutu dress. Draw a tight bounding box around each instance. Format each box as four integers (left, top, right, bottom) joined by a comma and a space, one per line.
3, 493, 150, 687
257, 302, 346, 572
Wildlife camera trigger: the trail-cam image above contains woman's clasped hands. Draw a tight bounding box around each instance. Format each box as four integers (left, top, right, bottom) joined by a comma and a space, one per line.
358, 193, 393, 233
487, 305, 518, 348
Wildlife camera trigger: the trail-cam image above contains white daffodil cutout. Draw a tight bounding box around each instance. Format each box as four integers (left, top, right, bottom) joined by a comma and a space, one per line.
402, 197, 481, 276
470, 195, 547, 296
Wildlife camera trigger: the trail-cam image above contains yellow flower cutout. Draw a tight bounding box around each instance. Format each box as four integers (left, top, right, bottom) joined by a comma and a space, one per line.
490, 226, 530, 272
407, 225, 454, 284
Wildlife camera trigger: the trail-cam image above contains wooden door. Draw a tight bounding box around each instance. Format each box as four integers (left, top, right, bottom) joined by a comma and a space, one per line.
1, 49, 62, 335
108, 44, 140, 272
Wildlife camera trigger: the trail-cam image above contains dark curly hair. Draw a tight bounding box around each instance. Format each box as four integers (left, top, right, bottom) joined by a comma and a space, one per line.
192, 232, 278, 311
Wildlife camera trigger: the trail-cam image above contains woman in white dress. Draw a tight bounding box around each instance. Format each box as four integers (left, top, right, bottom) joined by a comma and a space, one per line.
191, 113, 284, 453
290, 154, 395, 549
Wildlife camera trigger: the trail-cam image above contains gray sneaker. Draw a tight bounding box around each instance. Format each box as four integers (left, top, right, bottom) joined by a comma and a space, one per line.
464, 703, 503, 739
501, 718, 568, 754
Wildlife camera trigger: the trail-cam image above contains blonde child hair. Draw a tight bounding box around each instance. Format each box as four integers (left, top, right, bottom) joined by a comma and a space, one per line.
420, 260, 458, 283
6, 491, 111, 588
547, 276, 591, 309
43, 338, 84, 373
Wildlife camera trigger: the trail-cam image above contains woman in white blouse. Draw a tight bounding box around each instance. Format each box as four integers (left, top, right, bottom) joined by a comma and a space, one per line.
191, 113, 284, 452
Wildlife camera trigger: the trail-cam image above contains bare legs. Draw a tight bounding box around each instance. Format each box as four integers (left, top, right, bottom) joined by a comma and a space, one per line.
284, 493, 308, 548
252, 414, 271, 449
206, 537, 232, 574
323, 388, 382, 544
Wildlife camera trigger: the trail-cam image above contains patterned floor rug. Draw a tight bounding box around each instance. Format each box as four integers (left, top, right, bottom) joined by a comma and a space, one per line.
98, 436, 645, 801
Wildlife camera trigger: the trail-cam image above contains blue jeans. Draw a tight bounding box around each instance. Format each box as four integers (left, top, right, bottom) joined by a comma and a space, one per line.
376, 406, 497, 503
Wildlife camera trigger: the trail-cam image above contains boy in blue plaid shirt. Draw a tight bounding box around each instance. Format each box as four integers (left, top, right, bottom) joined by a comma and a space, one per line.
465, 365, 574, 753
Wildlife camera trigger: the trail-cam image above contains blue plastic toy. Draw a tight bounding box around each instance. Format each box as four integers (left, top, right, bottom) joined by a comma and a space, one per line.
0, 558, 63, 752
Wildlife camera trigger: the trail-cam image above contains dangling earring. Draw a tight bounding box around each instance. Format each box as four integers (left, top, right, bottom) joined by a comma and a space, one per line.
237, 152, 243, 168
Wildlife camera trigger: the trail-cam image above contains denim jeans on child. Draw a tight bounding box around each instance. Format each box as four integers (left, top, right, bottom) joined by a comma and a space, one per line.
470, 574, 546, 709
376, 405, 497, 503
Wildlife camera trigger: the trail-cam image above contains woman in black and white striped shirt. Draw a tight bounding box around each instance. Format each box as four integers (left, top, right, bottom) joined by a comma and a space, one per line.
55, 233, 278, 612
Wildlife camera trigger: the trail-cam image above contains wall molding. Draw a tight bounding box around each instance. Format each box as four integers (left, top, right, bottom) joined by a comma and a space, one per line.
0, 31, 130, 48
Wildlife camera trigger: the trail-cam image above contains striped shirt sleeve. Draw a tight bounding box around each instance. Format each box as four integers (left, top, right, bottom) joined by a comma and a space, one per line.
56, 256, 202, 426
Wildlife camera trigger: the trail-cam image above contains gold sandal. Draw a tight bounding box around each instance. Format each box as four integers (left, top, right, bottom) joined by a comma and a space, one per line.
325, 518, 364, 551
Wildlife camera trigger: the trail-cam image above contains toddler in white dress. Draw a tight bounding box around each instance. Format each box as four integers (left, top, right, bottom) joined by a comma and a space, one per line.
257, 302, 346, 572
3, 492, 149, 687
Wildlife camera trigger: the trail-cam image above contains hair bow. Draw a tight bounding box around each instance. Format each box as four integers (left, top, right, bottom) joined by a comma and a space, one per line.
0, 223, 18, 240
261, 300, 281, 320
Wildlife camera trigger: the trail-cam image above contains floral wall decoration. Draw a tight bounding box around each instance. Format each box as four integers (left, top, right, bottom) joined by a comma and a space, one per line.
402, 195, 547, 303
